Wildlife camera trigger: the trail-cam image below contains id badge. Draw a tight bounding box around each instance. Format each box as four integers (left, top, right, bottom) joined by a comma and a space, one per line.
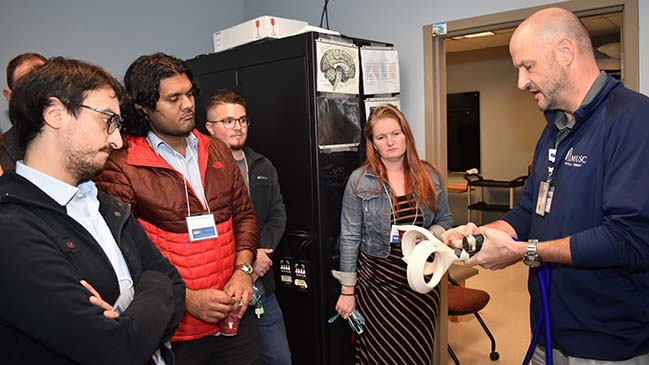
389, 225, 400, 244
544, 185, 555, 214
186, 213, 218, 242
535, 181, 550, 216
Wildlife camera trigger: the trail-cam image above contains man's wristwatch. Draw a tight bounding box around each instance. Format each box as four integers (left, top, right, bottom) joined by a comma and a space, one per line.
523, 239, 541, 268
236, 263, 254, 275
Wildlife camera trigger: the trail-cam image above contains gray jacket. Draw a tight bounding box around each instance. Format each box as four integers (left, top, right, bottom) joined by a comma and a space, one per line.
245, 146, 287, 294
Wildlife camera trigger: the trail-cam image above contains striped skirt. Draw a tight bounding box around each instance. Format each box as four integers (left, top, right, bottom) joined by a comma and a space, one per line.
354, 244, 440, 365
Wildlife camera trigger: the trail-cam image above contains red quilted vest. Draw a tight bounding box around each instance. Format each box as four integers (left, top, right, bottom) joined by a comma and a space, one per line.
97, 131, 258, 342
138, 218, 235, 341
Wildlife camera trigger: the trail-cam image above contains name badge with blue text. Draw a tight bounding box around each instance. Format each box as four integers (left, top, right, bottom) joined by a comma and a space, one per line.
187, 213, 218, 242
390, 225, 401, 244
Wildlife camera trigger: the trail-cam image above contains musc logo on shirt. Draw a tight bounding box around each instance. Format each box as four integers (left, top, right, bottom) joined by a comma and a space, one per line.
564, 147, 588, 167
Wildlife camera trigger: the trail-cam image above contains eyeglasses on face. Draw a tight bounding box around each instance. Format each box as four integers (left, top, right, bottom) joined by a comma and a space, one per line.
79, 104, 123, 134
207, 116, 251, 129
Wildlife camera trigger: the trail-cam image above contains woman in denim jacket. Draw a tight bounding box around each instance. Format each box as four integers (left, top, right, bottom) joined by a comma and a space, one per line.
332, 104, 453, 364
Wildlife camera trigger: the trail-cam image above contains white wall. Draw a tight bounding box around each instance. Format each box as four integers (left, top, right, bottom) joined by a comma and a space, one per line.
0, 0, 245, 77
447, 46, 546, 180
0, 0, 245, 130
243, 0, 649, 156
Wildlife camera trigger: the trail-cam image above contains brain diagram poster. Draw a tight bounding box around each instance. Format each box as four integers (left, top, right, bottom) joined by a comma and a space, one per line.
316, 39, 359, 95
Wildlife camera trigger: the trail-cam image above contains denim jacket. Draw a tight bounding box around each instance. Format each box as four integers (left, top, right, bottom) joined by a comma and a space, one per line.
332, 165, 453, 286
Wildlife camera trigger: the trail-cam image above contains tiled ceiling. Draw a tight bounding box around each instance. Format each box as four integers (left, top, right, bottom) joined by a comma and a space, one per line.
446, 12, 621, 53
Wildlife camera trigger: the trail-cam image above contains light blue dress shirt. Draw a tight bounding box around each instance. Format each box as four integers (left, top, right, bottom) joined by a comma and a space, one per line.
146, 131, 208, 213
15, 162, 133, 293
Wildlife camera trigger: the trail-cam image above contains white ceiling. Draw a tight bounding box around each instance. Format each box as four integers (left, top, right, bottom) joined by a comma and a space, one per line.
446, 12, 621, 53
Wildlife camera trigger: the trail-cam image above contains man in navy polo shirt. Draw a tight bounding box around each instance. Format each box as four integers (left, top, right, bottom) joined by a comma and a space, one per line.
443, 7, 649, 365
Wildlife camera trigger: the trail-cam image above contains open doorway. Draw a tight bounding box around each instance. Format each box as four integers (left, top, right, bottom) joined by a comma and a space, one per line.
423, 0, 637, 227
445, 11, 623, 178
448, 10, 624, 181
423, 0, 639, 177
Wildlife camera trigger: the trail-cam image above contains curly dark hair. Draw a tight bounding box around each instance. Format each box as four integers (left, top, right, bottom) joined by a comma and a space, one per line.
9, 57, 124, 149
122, 53, 196, 137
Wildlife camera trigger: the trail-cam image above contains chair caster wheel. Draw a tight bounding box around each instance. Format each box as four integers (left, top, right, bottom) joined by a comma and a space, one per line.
490, 352, 500, 361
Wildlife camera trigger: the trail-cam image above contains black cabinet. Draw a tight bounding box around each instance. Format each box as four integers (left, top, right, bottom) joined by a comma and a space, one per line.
187, 32, 392, 365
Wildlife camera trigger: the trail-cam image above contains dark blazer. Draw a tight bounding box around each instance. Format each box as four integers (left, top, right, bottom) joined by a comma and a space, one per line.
245, 146, 287, 294
0, 171, 185, 364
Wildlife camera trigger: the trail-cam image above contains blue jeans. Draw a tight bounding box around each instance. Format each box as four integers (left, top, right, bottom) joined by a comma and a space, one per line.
247, 293, 292, 365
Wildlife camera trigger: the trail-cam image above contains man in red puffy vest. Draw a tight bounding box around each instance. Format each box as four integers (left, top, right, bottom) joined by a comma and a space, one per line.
96, 53, 261, 365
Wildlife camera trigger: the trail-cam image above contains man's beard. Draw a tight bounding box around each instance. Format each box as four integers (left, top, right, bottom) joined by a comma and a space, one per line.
536, 82, 561, 111
65, 145, 112, 183
535, 56, 567, 111
229, 139, 245, 151
150, 118, 195, 138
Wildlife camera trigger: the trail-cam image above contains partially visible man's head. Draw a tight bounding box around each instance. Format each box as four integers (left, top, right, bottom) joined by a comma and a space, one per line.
122, 53, 196, 138
3, 52, 46, 103
9, 57, 124, 182
509, 7, 595, 111
205, 89, 249, 151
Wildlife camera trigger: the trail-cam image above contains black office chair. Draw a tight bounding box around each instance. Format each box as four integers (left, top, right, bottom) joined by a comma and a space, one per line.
447, 277, 499, 364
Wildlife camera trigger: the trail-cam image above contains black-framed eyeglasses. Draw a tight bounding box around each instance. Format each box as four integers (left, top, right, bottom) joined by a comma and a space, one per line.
207, 116, 251, 129
79, 104, 123, 134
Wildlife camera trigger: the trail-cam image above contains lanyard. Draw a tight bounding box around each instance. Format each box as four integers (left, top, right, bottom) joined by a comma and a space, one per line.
181, 175, 211, 217
546, 127, 573, 184
382, 181, 418, 225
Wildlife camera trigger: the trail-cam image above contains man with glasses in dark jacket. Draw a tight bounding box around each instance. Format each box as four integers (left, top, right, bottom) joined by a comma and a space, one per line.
0, 57, 185, 364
